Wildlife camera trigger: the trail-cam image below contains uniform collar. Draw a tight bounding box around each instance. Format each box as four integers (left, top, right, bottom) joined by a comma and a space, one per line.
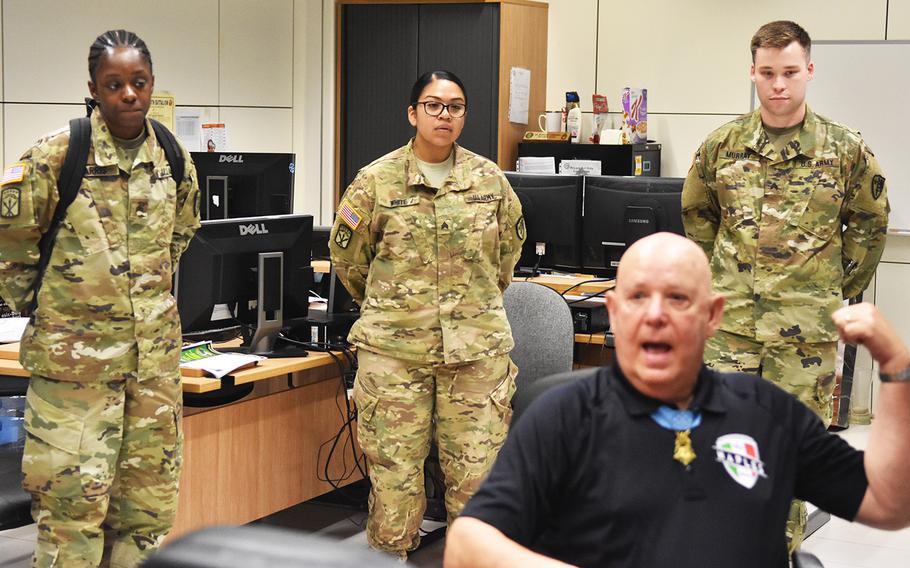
404, 138, 474, 193
743, 105, 821, 163
90, 108, 159, 167
610, 363, 727, 418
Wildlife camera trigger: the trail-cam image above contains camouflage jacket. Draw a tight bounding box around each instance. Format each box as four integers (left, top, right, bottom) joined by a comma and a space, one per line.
0, 109, 200, 381
329, 140, 525, 364
682, 107, 889, 343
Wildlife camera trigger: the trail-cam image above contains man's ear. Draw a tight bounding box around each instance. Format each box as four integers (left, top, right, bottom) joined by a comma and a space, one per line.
706, 293, 725, 335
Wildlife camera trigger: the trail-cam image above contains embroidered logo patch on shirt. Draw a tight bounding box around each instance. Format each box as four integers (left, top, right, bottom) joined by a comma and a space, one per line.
713, 433, 768, 489
334, 224, 353, 249
1, 187, 21, 218
0, 162, 25, 186
872, 174, 885, 200
338, 200, 362, 230
516, 217, 526, 241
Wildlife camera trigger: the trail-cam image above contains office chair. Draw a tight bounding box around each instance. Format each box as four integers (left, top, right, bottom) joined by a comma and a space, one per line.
502, 282, 575, 420
141, 525, 414, 567
792, 550, 825, 567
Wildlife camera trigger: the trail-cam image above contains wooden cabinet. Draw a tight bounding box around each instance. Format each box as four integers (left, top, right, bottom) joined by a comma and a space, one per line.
336, 0, 548, 196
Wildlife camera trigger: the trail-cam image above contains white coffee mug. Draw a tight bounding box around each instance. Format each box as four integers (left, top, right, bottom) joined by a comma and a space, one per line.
538, 111, 563, 132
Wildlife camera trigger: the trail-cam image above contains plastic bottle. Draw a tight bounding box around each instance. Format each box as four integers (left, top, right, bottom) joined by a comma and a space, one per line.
565, 91, 581, 143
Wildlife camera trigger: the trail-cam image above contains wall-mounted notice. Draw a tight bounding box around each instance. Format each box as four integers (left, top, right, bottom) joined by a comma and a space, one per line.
508, 67, 531, 125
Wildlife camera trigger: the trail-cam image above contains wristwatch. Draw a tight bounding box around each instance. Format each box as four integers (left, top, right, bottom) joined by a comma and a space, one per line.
879, 367, 910, 382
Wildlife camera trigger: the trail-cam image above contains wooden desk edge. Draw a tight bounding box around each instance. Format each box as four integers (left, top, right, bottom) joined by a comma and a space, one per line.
1, 344, 348, 392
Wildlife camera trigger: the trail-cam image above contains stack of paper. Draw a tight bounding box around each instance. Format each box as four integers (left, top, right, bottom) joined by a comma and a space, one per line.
179, 341, 263, 379
516, 156, 556, 174
0, 318, 28, 344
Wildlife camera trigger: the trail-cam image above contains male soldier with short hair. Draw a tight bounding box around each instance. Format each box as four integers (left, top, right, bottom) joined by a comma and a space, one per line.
681, 20, 889, 550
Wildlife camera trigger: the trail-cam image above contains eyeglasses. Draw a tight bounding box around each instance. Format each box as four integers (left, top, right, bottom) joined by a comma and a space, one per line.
414, 100, 467, 118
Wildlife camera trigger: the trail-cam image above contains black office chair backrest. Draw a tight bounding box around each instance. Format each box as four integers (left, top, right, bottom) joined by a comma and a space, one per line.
512, 367, 599, 424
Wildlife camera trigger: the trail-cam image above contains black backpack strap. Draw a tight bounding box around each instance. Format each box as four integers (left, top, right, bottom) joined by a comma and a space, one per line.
150, 119, 185, 188
26, 117, 92, 313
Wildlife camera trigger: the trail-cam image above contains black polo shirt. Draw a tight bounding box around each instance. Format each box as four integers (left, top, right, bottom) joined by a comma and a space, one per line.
461, 365, 868, 568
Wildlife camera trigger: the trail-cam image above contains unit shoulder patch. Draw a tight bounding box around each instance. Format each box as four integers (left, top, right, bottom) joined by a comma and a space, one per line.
1, 186, 21, 218
334, 224, 353, 249
516, 216, 526, 241
872, 174, 885, 200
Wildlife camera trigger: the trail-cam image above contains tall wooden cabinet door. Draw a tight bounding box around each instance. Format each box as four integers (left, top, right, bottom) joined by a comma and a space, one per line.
341, 4, 419, 190
418, 3, 500, 162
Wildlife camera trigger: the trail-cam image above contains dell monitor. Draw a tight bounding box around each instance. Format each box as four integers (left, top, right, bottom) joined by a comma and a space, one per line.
174, 214, 314, 356
191, 152, 295, 220
505, 172, 584, 274
582, 176, 685, 277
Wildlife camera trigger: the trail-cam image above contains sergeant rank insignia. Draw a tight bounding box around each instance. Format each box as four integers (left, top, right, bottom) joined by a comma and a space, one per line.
334, 225, 353, 249
1, 187, 20, 218
872, 174, 885, 200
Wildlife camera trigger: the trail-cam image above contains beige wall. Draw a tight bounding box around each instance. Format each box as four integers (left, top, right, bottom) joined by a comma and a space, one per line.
544, 0, 891, 177
0, 0, 327, 222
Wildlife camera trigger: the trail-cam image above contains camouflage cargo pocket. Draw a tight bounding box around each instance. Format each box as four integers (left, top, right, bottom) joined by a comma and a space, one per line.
490, 360, 518, 426
22, 388, 87, 498
353, 382, 381, 461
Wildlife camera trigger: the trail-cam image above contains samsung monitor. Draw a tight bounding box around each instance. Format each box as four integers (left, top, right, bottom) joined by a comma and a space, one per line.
191, 152, 295, 220
582, 175, 685, 277
174, 214, 314, 356
505, 172, 584, 274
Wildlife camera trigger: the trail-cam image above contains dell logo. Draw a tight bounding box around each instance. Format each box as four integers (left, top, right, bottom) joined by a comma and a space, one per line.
239, 223, 269, 235
219, 154, 244, 163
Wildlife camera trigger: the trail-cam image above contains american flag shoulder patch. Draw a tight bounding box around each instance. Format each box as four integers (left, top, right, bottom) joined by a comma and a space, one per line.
338, 199, 363, 230
1, 162, 26, 186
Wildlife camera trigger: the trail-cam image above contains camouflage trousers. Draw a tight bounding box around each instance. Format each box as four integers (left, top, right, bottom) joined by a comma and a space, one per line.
704, 329, 835, 553
704, 330, 836, 425
22, 373, 183, 568
353, 350, 516, 557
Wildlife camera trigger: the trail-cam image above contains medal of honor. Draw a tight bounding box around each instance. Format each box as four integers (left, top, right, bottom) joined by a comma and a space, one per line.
673, 430, 696, 466
652, 405, 702, 467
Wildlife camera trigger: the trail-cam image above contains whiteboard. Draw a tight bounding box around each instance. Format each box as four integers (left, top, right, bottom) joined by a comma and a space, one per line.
751, 41, 910, 232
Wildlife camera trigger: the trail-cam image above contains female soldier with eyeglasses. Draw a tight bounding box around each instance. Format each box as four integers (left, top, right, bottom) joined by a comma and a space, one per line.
329, 70, 525, 559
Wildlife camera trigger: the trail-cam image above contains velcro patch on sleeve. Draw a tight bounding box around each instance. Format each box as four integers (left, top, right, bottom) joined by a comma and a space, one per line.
0, 162, 26, 186
1, 187, 21, 218
338, 199, 363, 230
872, 174, 885, 200
334, 224, 353, 249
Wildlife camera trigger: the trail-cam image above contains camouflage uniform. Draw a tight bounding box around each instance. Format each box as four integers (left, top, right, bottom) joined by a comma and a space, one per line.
682, 106, 889, 551
330, 139, 524, 556
0, 109, 200, 567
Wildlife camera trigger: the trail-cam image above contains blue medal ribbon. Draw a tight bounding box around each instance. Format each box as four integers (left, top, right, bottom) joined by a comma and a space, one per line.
651, 405, 702, 431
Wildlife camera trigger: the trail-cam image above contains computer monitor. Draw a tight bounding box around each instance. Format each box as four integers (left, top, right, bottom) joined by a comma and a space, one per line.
312, 225, 331, 261
582, 175, 685, 277
505, 172, 584, 274
174, 214, 314, 356
191, 152, 295, 220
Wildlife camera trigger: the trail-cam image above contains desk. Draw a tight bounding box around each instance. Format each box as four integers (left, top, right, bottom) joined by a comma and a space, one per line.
514, 274, 614, 296
0, 342, 360, 539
